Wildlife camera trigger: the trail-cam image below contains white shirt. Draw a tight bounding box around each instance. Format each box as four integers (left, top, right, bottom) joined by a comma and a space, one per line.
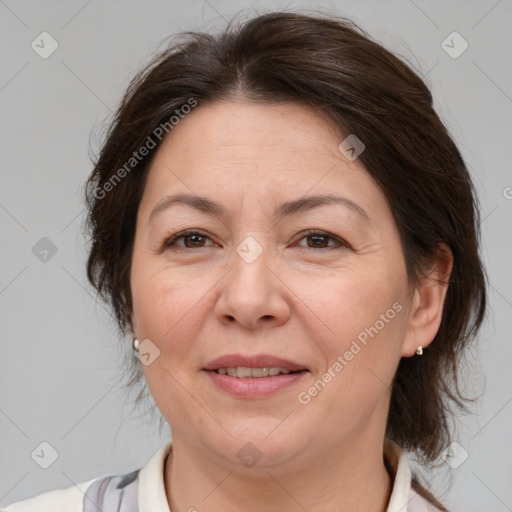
1, 440, 443, 512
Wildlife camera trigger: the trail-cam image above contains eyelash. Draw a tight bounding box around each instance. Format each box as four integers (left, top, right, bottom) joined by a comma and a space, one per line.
160, 229, 350, 251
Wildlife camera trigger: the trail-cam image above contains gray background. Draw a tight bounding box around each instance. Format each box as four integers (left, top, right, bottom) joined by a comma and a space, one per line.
1, 0, 511, 510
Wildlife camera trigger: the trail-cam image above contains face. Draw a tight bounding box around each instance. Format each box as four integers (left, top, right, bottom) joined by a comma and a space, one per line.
130, 100, 417, 470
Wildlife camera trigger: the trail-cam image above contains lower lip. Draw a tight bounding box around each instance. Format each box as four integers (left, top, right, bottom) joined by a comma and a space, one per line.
203, 370, 309, 398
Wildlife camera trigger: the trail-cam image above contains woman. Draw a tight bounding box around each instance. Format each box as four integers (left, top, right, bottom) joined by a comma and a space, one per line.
2, 10, 486, 512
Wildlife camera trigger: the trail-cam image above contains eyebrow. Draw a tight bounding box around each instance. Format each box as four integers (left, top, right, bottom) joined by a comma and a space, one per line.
149, 193, 370, 223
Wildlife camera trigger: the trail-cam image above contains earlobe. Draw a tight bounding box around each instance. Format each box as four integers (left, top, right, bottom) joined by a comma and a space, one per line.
401, 244, 453, 357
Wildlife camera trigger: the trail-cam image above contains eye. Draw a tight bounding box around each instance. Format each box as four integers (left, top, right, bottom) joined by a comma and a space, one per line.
162, 229, 217, 250
296, 230, 349, 250
159, 228, 350, 252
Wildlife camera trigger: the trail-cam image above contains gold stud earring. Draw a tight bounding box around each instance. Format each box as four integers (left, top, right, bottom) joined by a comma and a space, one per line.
416, 346, 423, 356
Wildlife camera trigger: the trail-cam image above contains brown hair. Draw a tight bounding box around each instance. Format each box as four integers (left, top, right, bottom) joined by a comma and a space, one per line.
84, 11, 486, 507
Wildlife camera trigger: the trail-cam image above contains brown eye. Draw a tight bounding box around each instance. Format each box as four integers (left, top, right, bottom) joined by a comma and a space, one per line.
297, 230, 349, 250
163, 230, 215, 250
307, 233, 330, 248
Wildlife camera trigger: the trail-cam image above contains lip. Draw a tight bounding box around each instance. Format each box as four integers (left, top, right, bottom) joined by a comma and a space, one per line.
204, 369, 309, 398
203, 354, 308, 372
202, 353, 309, 399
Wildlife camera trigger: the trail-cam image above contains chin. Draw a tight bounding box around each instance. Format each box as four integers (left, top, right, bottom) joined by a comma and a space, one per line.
199, 419, 313, 470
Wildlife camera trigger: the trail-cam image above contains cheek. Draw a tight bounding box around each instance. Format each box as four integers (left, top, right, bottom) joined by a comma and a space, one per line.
130, 262, 209, 351
312, 269, 408, 372
304, 275, 407, 424
131, 266, 211, 414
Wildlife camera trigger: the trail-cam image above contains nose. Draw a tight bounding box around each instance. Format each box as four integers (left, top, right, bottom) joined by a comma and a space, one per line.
214, 236, 291, 330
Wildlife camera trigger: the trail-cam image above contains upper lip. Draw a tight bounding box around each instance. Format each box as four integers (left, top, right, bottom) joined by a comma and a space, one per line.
203, 354, 308, 372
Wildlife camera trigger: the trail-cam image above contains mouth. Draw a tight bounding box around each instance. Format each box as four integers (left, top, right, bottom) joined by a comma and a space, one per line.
203, 353, 308, 374
202, 354, 309, 397
212, 366, 305, 378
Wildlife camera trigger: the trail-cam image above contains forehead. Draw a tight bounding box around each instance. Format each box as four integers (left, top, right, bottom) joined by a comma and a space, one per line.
153, 99, 348, 171
184, 99, 342, 148
139, 100, 388, 222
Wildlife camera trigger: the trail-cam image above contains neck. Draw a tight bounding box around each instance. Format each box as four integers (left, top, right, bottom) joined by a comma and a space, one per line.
164, 433, 393, 512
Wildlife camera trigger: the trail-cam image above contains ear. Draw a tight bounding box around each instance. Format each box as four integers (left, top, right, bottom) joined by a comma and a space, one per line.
402, 244, 453, 357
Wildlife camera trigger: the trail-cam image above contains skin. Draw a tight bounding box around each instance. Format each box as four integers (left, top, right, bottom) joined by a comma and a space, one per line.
130, 100, 452, 512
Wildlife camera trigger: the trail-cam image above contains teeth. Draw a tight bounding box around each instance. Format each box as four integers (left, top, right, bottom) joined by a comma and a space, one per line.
215, 367, 294, 378
236, 367, 253, 378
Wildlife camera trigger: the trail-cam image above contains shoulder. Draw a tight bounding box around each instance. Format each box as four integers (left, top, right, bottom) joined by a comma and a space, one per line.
1, 469, 141, 512
1, 469, 143, 512
0, 442, 172, 512
0, 478, 96, 512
